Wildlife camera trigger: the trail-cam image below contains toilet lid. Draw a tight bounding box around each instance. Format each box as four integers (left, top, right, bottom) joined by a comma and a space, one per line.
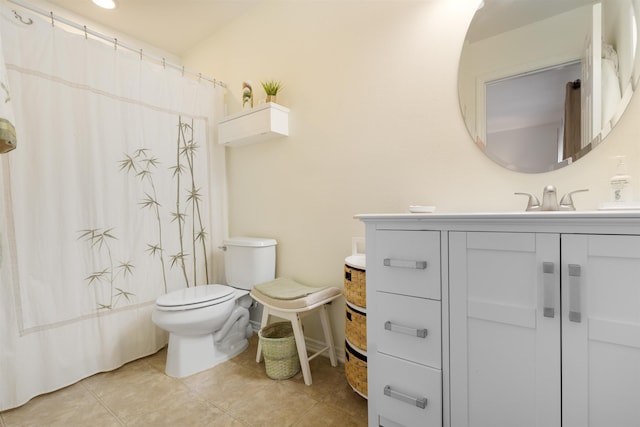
156, 284, 235, 311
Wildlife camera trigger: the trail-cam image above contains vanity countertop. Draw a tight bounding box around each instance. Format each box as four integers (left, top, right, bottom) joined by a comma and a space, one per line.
355, 210, 640, 234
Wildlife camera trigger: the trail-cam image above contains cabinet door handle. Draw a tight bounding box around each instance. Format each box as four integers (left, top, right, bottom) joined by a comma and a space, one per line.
568, 264, 582, 322
543, 261, 555, 318
384, 321, 427, 338
383, 258, 427, 269
384, 385, 427, 409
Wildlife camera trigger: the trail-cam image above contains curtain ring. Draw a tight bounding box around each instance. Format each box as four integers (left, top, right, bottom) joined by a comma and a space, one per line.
84, 25, 88, 39
139, 48, 143, 61
162, 58, 166, 69
182, 66, 185, 77
198, 73, 202, 82
50, 11, 54, 27
114, 38, 118, 51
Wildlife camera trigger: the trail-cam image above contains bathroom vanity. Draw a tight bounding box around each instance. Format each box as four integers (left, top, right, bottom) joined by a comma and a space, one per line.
357, 212, 640, 427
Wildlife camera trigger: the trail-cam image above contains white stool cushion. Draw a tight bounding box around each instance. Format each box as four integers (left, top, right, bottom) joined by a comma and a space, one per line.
251, 277, 341, 310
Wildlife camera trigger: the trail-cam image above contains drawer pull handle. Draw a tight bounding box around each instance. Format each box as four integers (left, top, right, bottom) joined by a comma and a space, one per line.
383, 258, 427, 270
384, 385, 427, 409
568, 264, 582, 323
384, 321, 427, 338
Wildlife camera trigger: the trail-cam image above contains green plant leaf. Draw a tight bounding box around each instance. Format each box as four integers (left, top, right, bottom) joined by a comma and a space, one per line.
261, 80, 283, 96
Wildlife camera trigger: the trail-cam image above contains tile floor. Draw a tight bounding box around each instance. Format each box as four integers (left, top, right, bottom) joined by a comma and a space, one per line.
0, 336, 368, 427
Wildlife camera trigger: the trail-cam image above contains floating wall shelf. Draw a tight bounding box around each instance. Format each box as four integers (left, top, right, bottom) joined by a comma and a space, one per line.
218, 102, 290, 147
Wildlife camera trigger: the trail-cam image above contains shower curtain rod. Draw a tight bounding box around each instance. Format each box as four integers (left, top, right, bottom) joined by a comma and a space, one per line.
7, 0, 227, 88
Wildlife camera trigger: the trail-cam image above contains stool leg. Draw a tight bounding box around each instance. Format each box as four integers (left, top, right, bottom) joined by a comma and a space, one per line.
291, 314, 312, 385
319, 304, 338, 367
256, 307, 270, 363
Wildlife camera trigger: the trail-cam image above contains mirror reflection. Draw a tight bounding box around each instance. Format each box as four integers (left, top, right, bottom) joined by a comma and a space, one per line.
458, 0, 640, 173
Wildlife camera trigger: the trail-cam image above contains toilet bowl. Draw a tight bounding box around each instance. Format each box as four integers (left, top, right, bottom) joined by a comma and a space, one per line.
152, 237, 277, 378
152, 285, 253, 378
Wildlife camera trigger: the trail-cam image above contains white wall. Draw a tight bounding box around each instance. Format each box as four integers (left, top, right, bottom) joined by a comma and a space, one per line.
182, 0, 640, 349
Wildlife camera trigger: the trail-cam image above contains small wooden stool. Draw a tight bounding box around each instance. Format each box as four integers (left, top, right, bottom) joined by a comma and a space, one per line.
251, 277, 342, 385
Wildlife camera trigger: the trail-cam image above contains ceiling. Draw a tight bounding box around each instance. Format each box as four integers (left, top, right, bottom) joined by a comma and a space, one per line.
34, 0, 601, 56
42, 0, 262, 57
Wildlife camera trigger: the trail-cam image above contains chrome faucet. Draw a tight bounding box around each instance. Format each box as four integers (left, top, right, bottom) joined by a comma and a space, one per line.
515, 186, 588, 211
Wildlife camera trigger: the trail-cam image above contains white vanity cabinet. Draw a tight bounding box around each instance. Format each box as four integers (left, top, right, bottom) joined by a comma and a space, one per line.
359, 212, 640, 427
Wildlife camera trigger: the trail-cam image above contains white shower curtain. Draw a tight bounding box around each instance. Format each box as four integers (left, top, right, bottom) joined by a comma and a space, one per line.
0, 5, 227, 411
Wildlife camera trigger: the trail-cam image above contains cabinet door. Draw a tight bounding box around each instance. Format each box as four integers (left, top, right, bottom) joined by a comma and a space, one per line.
562, 234, 640, 427
449, 232, 561, 427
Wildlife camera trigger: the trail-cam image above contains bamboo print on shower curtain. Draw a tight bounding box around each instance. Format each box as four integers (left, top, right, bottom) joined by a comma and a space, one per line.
175, 116, 210, 286
0, 3, 226, 411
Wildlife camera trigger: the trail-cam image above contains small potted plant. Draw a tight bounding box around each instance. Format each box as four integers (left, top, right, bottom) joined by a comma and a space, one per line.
261, 80, 283, 104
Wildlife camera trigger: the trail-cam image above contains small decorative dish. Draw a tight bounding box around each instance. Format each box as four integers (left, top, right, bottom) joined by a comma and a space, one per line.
409, 205, 436, 213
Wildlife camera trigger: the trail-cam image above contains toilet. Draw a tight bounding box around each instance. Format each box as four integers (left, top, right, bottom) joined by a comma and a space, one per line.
152, 236, 277, 378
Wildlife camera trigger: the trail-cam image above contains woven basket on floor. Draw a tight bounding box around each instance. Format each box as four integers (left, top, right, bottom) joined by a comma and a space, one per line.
345, 340, 367, 398
344, 265, 366, 307
259, 322, 301, 380
345, 303, 367, 351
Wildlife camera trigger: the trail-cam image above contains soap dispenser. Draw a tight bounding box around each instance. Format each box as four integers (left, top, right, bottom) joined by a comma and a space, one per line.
610, 155, 632, 203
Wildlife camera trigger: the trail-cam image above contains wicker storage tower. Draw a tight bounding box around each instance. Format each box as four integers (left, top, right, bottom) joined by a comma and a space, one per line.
344, 253, 367, 398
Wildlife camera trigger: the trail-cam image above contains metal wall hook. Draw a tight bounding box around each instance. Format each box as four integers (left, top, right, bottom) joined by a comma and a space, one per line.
12, 10, 33, 25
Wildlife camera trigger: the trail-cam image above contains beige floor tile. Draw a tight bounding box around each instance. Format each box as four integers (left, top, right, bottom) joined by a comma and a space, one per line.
1, 382, 121, 427
82, 357, 162, 398
321, 377, 368, 420
224, 381, 320, 427
97, 369, 197, 422
182, 361, 274, 411
292, 401, 367, 427
124, 397, 241, 427
143, 347, 169, 373
0, 334, 369, 427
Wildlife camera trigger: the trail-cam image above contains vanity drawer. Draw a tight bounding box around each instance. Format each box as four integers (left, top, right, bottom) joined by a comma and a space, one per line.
376, 292, 441, 368
373, 352, 442, 427
374, 230, 440, 299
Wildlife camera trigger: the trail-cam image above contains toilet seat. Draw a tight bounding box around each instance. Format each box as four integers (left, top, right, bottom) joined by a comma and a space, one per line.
156, 284, 235, 311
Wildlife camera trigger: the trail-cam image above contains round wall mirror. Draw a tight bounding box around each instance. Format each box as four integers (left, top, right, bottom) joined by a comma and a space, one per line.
458, 0, 640, 173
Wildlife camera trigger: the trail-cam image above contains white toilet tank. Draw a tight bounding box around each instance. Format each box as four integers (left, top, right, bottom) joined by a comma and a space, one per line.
223, 237, 277, 290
